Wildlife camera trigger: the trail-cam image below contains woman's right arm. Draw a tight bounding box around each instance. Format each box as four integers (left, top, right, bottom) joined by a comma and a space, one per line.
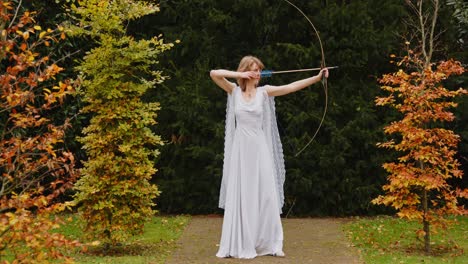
210, 69, 258, 94
209, 70, 237, 94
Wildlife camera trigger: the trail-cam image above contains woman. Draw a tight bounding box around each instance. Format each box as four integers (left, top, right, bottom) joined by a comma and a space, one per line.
210, 56, 329, 259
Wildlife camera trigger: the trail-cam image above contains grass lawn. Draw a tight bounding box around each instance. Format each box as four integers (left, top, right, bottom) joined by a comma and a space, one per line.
57, 214, 190, 264
343, 215, 467, 264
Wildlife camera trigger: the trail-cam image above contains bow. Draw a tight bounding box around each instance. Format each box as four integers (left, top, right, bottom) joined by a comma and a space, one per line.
281, 0, 329, 157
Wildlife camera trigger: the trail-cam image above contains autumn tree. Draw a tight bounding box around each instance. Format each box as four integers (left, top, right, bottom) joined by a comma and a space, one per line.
373, 0, 467, 254
0, 1, 79, 262
69, 0, 175, 247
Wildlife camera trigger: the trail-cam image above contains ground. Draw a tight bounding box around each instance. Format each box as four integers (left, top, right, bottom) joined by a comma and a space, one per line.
166, 216, 363, 264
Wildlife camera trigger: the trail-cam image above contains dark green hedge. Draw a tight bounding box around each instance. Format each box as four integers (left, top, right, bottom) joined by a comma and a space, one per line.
130, 0, 466, 216
26, 0, 466, 216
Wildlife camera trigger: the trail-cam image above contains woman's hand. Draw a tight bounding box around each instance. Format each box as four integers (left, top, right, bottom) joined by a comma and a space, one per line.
318, 68, 329, 79
239, 71, 260, 80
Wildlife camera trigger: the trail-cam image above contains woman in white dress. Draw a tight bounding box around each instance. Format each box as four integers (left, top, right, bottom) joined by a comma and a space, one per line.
210, 56, 328, 259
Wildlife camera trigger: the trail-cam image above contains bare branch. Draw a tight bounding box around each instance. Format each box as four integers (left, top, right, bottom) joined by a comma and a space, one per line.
7, 0, 23, 29
427, 0, 439, 66
418, 0, 428, 65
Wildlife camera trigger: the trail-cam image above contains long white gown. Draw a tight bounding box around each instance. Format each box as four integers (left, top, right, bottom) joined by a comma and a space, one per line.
216, 86, 284, 259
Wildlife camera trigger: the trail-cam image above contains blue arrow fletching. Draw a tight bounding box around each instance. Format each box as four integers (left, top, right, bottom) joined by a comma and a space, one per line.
260, 70, 273, 78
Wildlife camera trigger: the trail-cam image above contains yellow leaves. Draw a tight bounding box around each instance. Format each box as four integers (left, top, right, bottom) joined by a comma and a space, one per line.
435, 72, 446, 80
37, 26, 64, 41
371, 195, 385, 205
2, 1, 12, 9
43, 88, 52, 95
396, 69, 408, 79
26, 55, 34, 63
376, 140, 395, 149
89, 240, 101, 246
375, 95, 395, 106
22, 31, 29, 40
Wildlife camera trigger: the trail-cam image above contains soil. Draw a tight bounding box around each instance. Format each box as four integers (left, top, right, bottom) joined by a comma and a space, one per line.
166, 216, 363, 264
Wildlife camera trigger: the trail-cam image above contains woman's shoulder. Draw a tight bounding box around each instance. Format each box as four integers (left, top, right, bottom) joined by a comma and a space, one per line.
228, 85, 240, 96
257, 85, 271, 97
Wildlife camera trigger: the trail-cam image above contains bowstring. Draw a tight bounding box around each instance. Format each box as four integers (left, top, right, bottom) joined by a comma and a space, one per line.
280, 0, 328, 157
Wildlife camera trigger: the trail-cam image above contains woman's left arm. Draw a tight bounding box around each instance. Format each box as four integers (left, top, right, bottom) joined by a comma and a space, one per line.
265, 68, 329, 97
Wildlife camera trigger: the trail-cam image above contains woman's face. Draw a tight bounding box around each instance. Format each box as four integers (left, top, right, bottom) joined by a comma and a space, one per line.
248, 63, 261, 85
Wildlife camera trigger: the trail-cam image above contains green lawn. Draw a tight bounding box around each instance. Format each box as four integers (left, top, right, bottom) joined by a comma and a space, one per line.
343, 215, 467, 264
57, 214, 190, 264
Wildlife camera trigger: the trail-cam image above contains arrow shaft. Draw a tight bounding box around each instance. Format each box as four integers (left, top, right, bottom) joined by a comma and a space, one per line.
260, 66, 338, 77
271, 66, 338, 74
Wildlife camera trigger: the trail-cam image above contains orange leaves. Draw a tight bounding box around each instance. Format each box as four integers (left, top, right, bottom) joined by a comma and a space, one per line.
378, 60, 466, 122
45, 63, 64, 76
374, 50, 466, 241
0, 201, 81, 263
397, 208, 422, 220
20, 42, 27, 51
1, 1, 78, 262
375, 94, 395, 106
437, 59, 465, 77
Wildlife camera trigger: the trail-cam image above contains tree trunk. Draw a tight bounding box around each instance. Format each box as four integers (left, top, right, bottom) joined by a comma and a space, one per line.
419, 160, 431, 254
422, 188, 431, 254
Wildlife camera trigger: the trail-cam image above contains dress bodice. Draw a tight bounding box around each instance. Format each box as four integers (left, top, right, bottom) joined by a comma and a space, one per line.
234, 87, 264, 132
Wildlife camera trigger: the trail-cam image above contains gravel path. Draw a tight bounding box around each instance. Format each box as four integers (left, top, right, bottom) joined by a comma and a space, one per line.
166, 216, 363, 264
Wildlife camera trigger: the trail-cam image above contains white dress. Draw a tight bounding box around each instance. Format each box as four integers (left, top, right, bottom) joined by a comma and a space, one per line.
216, 86, 284, 258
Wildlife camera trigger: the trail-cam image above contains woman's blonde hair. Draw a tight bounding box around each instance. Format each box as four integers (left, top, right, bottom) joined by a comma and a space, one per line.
236, 56, 264, 91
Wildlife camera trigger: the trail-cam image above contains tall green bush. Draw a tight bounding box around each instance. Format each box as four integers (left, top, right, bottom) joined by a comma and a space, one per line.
69, 0, 174, 246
